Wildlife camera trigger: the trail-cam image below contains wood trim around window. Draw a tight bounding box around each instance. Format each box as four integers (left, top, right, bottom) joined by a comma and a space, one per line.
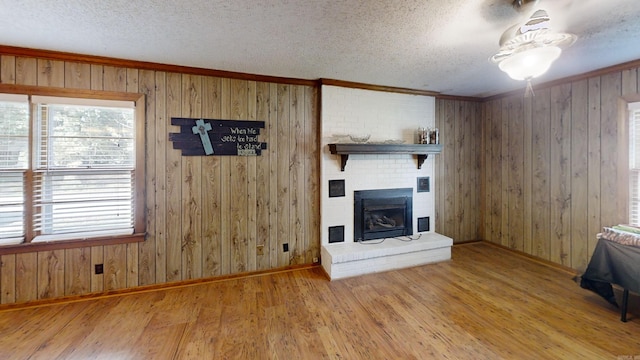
0, 84, 142, 102
0, 233, 146, 255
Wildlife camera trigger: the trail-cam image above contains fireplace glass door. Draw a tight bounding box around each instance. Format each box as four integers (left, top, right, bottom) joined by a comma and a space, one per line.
354, 188, 413, 241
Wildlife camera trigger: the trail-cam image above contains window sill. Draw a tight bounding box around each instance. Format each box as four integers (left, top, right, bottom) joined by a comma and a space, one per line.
0, 233, 146, 255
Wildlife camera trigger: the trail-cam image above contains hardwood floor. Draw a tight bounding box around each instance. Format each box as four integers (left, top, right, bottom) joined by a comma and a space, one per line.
1, 242, 639, 359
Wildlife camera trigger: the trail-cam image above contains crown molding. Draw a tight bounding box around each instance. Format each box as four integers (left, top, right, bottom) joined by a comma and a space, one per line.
0, 45, 318, 87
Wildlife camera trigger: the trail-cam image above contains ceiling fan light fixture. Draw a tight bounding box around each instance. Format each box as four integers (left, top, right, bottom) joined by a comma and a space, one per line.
498, 46, 561, 80
491, 6, 576, 96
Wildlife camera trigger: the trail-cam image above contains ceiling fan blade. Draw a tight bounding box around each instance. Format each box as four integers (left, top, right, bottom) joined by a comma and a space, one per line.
511, 0, 539, 11
499, 9, 551, 46
491, 7, 577, 64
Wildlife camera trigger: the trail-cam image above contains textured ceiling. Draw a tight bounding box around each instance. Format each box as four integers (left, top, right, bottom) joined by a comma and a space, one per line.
1, 0, 640, 97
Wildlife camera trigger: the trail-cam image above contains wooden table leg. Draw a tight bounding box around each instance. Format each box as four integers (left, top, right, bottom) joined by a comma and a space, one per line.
621, 288, 629, 322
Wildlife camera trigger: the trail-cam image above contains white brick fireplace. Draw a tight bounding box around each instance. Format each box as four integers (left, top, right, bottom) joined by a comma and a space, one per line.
320, 85, 452, 279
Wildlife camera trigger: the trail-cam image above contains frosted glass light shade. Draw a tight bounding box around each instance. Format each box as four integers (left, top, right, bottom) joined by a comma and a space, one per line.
498, 46, 561, 80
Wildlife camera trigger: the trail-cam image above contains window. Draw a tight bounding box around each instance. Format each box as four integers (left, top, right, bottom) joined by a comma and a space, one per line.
0, 90, 145, 249
0, 94, 29, 244
629, 102, 640, 226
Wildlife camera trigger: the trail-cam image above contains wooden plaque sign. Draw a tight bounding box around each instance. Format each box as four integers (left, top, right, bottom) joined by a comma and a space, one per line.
169, 117, 268, 156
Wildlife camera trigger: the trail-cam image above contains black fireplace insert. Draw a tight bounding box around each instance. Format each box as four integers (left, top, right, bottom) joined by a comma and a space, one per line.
354, 188, 413, 241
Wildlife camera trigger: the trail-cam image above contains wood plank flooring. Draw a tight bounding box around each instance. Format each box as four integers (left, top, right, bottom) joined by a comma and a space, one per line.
1, 242, 639, 359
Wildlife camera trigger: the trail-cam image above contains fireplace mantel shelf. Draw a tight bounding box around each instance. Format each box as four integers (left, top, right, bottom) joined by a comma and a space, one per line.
328, 143, 443, 171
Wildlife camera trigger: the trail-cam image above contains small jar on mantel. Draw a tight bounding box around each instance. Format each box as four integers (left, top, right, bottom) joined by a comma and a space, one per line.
417, 127, 439, 144
431, 128, 439, 144
417, 127, 427, 144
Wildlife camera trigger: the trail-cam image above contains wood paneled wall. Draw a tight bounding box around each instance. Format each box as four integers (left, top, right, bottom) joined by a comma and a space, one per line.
434, 99, 482, 243
4, 49, 637, 304
479, 69, 640, 271
0, 54, 320, 305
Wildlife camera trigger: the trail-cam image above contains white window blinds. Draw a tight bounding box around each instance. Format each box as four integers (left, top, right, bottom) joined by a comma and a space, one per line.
629, 102, 640, 226
0, 94, 29, 245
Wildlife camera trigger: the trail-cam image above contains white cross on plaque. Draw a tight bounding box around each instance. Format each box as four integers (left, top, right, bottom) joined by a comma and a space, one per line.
192, 119, 214, 155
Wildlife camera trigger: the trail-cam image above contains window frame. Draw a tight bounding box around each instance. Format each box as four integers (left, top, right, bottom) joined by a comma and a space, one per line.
0, 84, 146, 255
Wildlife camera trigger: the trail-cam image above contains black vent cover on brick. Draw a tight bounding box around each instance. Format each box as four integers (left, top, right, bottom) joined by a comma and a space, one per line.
328, 225, 345, 243
418, 217, 430, 232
